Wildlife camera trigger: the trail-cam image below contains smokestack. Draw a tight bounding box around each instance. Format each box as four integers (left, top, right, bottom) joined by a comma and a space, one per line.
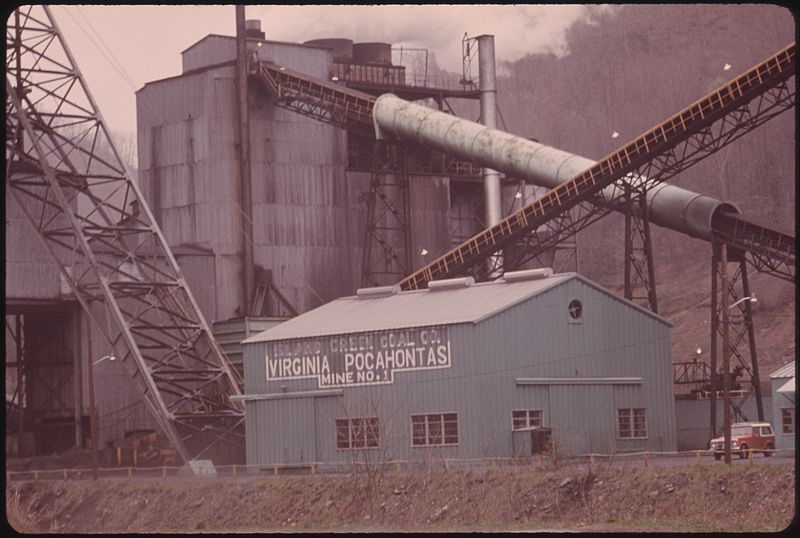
477, 35, 502, 275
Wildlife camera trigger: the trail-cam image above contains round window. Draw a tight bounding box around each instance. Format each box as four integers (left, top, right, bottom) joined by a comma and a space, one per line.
568, 299, 583, 320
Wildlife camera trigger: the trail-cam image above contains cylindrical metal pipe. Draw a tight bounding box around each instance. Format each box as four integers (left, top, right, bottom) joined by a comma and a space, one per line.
478, 35, 502, 228
373, 94, 740, 240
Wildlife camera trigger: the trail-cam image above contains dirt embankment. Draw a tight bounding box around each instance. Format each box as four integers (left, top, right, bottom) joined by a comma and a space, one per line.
6, 463, 795, 533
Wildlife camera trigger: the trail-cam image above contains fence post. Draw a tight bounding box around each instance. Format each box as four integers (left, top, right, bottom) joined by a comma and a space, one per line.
128, 467, 132, 480
589, 454, 595, 466
696, 450, 701, 463
748, 449, 753, 463
64, 470, 68, 480
395, 461, 401, 473
643, 451, 648, 467
311, 463, 316, 475
232, 465, 237, 479
34, 471, 39, 481
273, 465, 278, 476
491, 457, 497, 470
443, 458, 449, 473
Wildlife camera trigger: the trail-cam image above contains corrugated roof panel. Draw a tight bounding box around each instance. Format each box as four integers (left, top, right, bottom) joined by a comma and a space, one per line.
770, 362, 795, 379
244, 273, 574, 343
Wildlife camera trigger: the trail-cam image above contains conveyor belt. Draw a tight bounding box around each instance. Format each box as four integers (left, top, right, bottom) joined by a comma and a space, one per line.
257, 62, 375, 132
395, 42, 795, 290
712, 212, 795, 280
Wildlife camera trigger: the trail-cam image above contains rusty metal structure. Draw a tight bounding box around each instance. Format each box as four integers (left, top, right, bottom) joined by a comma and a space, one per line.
372, 40, 795, 289
6, 5, 244, 463
5, 5, 794, 462
371, 44, 795, 432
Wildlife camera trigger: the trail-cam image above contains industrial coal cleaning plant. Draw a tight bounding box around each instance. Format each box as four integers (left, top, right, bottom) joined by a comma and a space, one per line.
238, 268, 676, 469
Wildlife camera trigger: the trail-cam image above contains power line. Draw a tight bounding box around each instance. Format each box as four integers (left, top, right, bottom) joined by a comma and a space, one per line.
64, 6, 139, 92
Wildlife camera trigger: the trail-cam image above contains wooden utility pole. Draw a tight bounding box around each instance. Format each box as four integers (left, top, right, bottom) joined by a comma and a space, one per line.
721, 244, 732, 464
86, 318, 98, 479
235, 5, 255, 316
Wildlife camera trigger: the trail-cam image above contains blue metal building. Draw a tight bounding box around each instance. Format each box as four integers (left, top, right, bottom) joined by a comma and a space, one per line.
239, 270, 676, 468
770, 362, 795, 450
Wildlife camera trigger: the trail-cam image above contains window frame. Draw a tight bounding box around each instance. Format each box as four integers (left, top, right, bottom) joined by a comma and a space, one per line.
511, 409, 545, 431
568, 298, 584, 323
410, 412, 459, 447
781, 408, 794, 434
617, 407, 648, 440
335, 416, 381, 451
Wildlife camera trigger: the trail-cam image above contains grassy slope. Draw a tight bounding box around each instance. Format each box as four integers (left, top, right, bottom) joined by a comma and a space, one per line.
6, 463, 795, 533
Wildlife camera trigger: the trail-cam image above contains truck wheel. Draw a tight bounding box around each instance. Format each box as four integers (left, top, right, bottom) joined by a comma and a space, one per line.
738, 444, 748, 459
764, 443, 774, 457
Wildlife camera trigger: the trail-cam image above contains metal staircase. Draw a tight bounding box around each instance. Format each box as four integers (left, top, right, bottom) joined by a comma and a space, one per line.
6, 5, 244, 463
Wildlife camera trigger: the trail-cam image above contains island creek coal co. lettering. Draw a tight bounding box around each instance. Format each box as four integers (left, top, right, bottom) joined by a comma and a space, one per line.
265, 327, 451, 388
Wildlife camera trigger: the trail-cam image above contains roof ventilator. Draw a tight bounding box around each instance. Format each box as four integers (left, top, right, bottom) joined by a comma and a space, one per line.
502, 268, 553, 283
356, 285, 401, 298
427, 276, 475, 291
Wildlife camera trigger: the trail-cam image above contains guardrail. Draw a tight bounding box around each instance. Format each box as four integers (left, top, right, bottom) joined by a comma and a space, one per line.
6, 447, 793, 482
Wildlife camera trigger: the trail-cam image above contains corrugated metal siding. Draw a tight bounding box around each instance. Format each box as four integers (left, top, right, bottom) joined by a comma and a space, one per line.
243, 277, 675, 466
182, 35, 237, 73
5, 178, 71, 300
84, 304, 158, 446
770, 377, 794, 450
176, 253, 217, 320
408, 175, 452, 270
675, 396, 773, 451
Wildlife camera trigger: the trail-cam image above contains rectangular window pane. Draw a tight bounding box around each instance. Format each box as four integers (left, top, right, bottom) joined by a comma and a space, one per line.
512, 409, 543, 430
443, 413, 459, 444
512, 410, 527, 430
618, 409, 631, 438
529, 410, 543, 428
351, 418, 366, 448
412, 416, 426, 446
337, 417, 380, 450
782, 408, 794, 434
428, 415, 443, 445
411, 413, 458, 446
366, 417, 380, 448
618, 408, 647, 439
633, 409, 647, 438
336, 419, 350, 449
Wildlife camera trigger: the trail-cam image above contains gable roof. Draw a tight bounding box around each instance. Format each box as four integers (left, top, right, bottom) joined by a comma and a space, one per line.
770, 362, 795, 379
244, 272, 670, 344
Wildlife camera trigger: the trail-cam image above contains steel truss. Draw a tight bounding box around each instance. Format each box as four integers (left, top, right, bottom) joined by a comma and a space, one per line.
623, 188, 659, 313
361, 141, 412, 287
398, 43, 796, 291
709, 243, 764, 436
6, 6, 244, 463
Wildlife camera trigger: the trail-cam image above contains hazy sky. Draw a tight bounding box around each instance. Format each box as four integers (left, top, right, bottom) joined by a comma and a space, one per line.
49, 4, 612, 138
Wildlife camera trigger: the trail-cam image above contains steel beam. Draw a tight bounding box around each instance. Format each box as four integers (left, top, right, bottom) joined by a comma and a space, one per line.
6, 6, 244, 463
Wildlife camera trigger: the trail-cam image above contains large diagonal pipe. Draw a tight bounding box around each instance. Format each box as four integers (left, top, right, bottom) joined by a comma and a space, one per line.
373, 93, 740, 241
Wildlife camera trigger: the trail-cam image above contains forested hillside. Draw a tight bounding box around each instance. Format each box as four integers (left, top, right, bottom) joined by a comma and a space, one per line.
455, 5, 795, 372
